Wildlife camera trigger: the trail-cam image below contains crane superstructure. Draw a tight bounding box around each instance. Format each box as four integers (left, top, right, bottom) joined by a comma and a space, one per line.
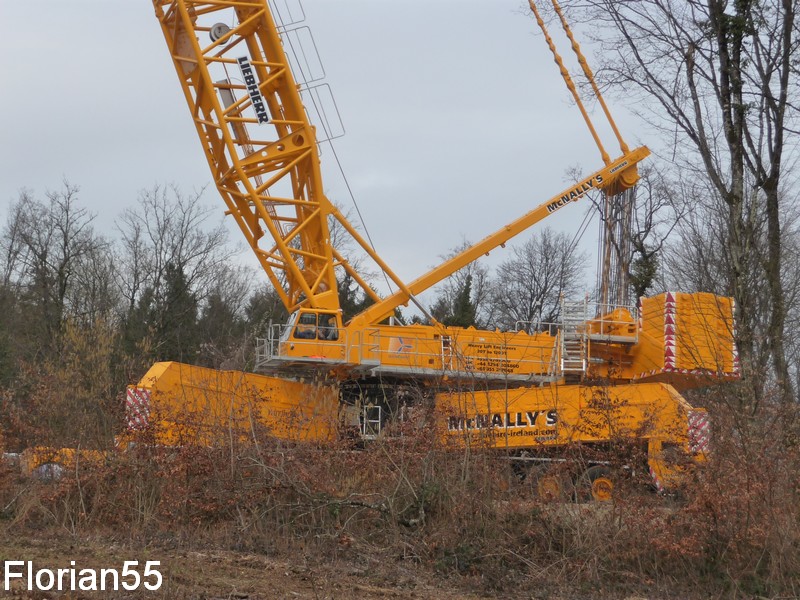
150, 0, 735, 392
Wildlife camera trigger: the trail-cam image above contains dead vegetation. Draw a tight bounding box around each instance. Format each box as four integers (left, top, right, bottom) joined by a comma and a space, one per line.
1, 385, 799, 600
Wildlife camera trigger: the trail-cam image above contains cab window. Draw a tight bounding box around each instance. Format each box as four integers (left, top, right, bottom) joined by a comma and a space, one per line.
293, 313, 317, 339
317, 313, 339, 341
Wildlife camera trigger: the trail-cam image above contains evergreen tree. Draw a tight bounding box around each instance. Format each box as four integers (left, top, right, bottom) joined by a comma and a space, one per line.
337, 274, 374, 322
245, 287, 289, 334
197, 291, 243, 367
447, 274, 477, 327
430, 274, 478, 327
120, 286, 155, 358
629, 247, 658, 300
155, 262, 199, 362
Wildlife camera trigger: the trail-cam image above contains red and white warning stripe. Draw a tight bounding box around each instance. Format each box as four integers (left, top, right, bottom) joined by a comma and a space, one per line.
126, 387, 151, 431
664, 291, 677, 370
633, 291, 739, 380
649, 465, 664, 493
687, 410, 710, 453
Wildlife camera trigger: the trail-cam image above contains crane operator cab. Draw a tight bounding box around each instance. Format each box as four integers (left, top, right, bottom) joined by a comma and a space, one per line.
278, 309, 346, 361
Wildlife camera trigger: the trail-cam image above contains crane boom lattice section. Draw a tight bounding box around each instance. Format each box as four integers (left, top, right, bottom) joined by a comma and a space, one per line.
152, 0, 341, 312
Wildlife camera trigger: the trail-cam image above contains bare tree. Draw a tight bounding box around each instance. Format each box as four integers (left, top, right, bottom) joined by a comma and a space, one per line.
196, 263, 256, 368
556, 0, 800, 399
428, 240, 494, 328
783, 221, 800, 394
114, 185, 245, 365
491, 227, 588, 332
115, 184, 237, 313
0, 182, 108, 348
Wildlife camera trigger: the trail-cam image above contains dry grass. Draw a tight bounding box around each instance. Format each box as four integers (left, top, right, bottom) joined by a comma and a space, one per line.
2, 388, 799, 599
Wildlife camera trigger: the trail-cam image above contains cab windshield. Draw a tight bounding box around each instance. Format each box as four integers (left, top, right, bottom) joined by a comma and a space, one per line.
292, 312, 339, 341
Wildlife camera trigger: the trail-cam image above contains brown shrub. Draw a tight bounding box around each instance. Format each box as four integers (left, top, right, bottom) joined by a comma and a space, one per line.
4, 385, 800, 598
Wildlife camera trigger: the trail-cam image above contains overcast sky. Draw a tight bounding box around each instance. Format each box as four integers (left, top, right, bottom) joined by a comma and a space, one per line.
0, 0, 649, 304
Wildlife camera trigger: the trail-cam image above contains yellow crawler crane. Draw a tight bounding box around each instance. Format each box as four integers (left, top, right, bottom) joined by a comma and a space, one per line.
147, 0, 654, 386
9, 1, 734, 497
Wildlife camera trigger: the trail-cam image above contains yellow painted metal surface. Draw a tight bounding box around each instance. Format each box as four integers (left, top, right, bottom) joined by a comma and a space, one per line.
279, 322, 558, 381
436, 382, 706, 486
152, 0, 343, 312
273, 290, 739, 388
127, 362, 339, 445
152, 0, 652, 328
437, 383, 690, 448
632, 292, 738, 387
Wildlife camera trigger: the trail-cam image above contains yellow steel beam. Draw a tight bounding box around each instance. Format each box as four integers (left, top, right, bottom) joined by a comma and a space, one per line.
350, 147, 649, 327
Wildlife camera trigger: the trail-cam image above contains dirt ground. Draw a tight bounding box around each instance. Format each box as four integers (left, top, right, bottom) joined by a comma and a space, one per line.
0, 533, 664, 600
0, 533, 494, 600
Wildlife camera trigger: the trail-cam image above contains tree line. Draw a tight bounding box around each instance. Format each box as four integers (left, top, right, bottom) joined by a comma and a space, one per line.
0, 176, 587, 447
3, 0, 799, 447
0, 183, 288, 449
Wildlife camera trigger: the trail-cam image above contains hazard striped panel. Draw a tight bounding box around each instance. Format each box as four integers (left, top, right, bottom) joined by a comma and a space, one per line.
648, 465, 664, 493
687, 410, 710, 454
126, 387, 151, 430
663, 291, 677, 370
